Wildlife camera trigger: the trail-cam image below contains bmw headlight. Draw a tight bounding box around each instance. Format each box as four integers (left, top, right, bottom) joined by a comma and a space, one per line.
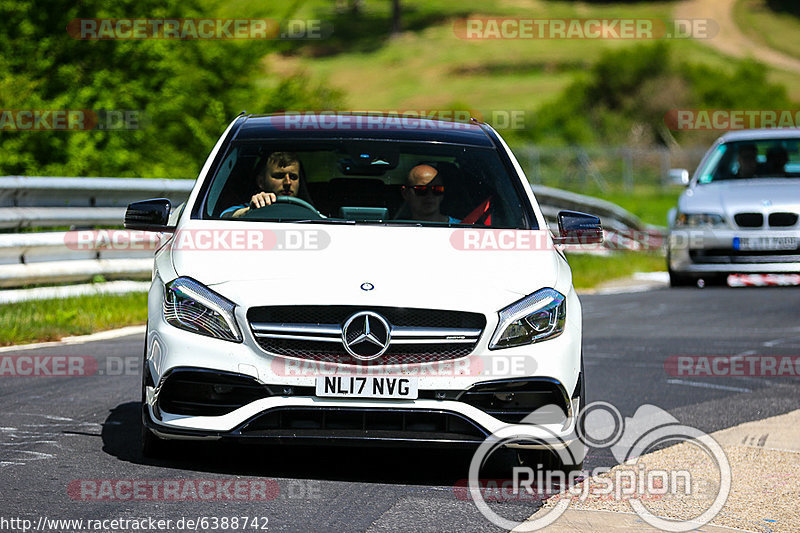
163, 277, 242, 342
674, 212, 726, 227
489, 288, 566, 349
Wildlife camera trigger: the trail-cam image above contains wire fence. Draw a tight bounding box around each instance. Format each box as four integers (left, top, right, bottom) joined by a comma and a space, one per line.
513, 145, 708, 193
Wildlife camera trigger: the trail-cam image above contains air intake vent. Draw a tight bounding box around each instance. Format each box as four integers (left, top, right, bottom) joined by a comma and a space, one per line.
157, 368, 272, 416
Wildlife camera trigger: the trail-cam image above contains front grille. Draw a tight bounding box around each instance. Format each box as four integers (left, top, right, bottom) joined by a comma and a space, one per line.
734, 213, 763, 228
240, 407, 487, 442
248, 306, 486, 364
769, 212, 799, 227
690, 249, 800, 264
253, 339, 475, 363
249, 306, 485, 329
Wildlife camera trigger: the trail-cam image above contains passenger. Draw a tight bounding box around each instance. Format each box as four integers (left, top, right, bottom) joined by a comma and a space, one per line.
735, 144, 758, 178
764, 146, 788, 176
399, 164, 459, 223
222, 152, 313, 218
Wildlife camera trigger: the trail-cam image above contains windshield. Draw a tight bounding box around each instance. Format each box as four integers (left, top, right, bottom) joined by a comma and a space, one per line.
200, 140, 533, 228
696, 138, 800, 184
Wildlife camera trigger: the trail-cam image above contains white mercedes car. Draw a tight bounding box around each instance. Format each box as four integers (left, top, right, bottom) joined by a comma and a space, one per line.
668, 129, 800, 286
125, 113, 601, 467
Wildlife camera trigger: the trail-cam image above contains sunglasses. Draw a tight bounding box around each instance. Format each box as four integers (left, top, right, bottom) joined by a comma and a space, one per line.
270, 172, 299, 181
405, 185, 445, 196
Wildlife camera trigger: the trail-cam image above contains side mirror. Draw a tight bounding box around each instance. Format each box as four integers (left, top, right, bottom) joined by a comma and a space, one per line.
668, 168, 690, 186
554, 210, 603, 245
124, 198, 174, 231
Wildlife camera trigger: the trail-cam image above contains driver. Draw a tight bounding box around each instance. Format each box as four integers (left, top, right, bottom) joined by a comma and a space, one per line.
735, 144, 758, 179
222, 152, 313, 218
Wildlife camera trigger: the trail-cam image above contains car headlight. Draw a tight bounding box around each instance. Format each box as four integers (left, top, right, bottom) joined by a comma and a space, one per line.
674, 212, 726, 227
489, 288, 566, 349
163, 277, 242, 342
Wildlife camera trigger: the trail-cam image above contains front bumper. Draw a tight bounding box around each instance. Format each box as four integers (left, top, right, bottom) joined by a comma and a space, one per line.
143, 392, 580, 450
668, 228, 800, 274
143, 275, 583, 450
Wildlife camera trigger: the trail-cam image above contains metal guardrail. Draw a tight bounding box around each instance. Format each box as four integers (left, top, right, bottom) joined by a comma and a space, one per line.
0, 176, 194, 289
0, 176, 194, 206
531, 184, 648, 231
0, 176, 194, 229
0, 176, 657, 291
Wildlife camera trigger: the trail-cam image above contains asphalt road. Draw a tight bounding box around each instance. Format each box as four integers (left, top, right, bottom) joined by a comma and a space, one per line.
1, 286, 799, 532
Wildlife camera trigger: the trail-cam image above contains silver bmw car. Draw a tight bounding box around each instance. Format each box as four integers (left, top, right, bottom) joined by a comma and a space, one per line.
667, 129, 800, 286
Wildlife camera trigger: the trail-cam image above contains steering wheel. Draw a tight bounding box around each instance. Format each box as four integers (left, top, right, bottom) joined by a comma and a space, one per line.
240, 195, 323, 220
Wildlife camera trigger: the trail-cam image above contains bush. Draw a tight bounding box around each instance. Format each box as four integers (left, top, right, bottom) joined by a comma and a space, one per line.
527, 42, 793, 146
0, 0, 341, 178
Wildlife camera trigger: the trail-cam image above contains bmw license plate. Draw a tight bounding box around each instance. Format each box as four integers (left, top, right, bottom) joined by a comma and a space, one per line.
315, 376, 419, 399
733, 237, 798, 251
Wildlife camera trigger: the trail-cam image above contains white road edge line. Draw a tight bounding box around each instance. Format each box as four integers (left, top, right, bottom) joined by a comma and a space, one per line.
514, 508, 753, 533
0, 325, 146, 353
666, 379, 752, 393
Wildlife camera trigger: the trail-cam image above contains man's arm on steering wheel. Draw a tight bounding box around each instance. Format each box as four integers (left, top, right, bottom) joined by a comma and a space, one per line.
228, 192, 278, 218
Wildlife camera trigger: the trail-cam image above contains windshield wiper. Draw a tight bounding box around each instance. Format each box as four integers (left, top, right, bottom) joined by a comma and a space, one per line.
376, 220, 465, 227
290, 218, 355, 225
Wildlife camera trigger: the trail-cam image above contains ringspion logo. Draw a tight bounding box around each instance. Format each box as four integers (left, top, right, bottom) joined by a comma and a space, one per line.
467, 402, 730, 531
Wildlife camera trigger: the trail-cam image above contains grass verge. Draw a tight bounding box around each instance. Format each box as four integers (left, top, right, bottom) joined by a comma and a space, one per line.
1, 292, 148, 347
733, 0, 800, 62
600, 188, 681, 227
237, 0, 800, 114
567, 251, 666, 290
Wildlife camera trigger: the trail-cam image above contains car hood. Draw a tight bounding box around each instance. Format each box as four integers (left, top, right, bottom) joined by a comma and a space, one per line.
681, 179, 800, 215
168, 220, 561, 311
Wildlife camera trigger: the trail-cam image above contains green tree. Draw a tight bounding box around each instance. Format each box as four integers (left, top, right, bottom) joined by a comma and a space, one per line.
528, 43, 792, 146
0, 0, 340, 178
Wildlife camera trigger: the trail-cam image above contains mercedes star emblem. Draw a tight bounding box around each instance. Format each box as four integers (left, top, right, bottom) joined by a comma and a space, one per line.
341, 311, 391, 360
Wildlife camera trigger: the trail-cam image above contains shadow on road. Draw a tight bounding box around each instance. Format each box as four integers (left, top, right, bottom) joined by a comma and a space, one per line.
102, 402, 490, 486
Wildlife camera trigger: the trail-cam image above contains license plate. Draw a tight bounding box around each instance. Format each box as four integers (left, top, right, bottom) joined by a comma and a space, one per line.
315, 376, 419, 399
734, 236, 798, 251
